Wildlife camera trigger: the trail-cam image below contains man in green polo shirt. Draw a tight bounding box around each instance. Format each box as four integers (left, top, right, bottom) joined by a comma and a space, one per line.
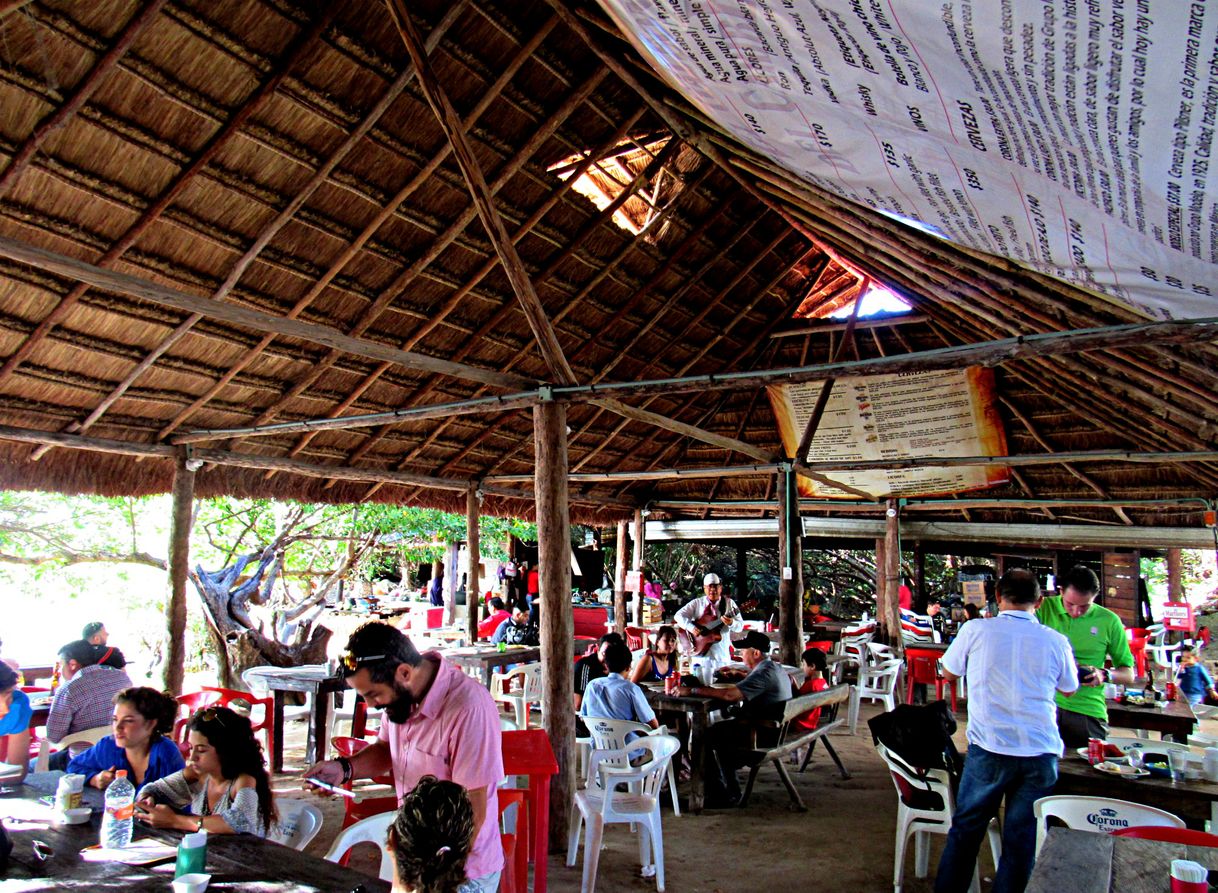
1036, 565, 1135, 748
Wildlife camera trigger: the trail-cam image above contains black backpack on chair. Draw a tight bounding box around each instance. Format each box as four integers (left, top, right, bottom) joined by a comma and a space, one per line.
868, 700, 962, 778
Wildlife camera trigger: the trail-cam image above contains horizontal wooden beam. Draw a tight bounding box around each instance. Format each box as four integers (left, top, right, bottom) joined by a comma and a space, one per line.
555, 316, 1218, 400
172, 390, 543, 444
0, 235, 534, 391
486, 462, 783, 484
770, 313, 928, 338
0, 425, 632, 509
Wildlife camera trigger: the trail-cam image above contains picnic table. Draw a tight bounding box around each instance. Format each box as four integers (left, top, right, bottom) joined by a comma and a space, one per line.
1055, 748, 1218, 830
19, 665, 55, 687
1026, 826, 1218, 893
0, 772, 388, 890
1106, 695, 1197, 742
244, 665, 354, 772
443, 645, 541, 687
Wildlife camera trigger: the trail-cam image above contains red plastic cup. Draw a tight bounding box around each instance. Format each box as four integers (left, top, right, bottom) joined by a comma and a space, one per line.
1171, 879, 1207, 893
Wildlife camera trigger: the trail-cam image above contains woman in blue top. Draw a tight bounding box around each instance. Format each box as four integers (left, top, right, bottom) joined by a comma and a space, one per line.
0, 663, 32, 782
629, 625, 679, 684
68, 687, 184, 790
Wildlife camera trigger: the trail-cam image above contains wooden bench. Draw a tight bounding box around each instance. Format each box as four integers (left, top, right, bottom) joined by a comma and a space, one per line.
737, 683, 852, 811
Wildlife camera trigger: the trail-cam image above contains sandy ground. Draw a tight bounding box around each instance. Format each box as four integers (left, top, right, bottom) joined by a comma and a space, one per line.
271, 699, 1218, 893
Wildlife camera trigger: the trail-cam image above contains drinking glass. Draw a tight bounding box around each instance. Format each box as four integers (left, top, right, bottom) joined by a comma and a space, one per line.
1127, 748, 1143, 770
1168, 748, 1188, 783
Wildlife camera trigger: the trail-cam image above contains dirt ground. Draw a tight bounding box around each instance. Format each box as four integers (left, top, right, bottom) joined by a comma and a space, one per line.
272, 701, 1218, 893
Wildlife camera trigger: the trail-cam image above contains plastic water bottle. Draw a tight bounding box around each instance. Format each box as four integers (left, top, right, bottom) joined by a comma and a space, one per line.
100, 769, 135, 849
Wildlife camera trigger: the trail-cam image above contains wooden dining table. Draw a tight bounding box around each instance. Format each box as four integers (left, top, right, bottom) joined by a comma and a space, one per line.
442, 645, 541, 687
641, 684, 716, 813
244, 664, 356, 772
1055, 749, 1218, 830
0, 771, 389, 890
1106, 694, 1198, 742
1026, 827, 1218, 892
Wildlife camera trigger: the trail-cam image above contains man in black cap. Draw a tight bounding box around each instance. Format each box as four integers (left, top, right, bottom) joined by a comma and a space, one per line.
677, 629, 792, 807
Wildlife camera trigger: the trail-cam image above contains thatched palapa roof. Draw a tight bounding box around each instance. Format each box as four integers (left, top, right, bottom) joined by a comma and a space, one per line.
0, 0, 1216, 536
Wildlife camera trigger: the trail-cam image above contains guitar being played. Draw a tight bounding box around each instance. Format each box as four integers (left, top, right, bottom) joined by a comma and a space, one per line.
675, 572, 742, 661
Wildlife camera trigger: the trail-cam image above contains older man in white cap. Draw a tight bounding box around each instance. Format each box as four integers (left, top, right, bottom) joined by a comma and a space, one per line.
675, 572, 743, 678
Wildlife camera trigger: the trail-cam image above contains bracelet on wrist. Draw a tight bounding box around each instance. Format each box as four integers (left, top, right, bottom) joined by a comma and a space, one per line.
337, 756, 353, 784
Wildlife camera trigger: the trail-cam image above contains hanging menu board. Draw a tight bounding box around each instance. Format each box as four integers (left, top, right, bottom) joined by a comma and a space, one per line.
768, 367, 1008, 498
595, 0, 1218, 320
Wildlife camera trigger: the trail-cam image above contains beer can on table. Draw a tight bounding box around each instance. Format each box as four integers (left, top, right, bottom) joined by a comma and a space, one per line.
1088, 737, 1104, 765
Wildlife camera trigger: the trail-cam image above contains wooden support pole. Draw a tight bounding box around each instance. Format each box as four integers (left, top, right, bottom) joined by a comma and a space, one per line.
776, 465, 804, 666
1167, 548, 1184, 603
632, 509, 645, 628
163, 453, 195, 694
914, 544, 927, 614
533, 401, 573, 851
614, 520, 628, 635
874, 536, 889, 640
466, 482, 480, 643
882, 499, 903, 653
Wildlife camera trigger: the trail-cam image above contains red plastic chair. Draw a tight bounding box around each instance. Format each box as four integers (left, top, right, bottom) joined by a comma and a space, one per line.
1111, 825, 1218, 846
201, 686, 274, 759
173, 691, 222, 757
498, 788, 529, 893
806, 640, 835, 654
905, 648, 957, 711
330, 736, 398, 833
624, 626, 646, 652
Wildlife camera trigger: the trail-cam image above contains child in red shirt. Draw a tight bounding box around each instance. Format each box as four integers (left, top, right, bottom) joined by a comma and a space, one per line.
793, 647, 830, 731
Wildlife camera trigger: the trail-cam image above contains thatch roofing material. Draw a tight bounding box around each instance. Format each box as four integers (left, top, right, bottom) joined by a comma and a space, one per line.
0, 0, 1213, 534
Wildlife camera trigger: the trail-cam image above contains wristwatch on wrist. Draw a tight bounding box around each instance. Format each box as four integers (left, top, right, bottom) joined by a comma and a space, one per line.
1101, 668, 1111, 683
196, 816, 205, 832
337, 756, 353, 784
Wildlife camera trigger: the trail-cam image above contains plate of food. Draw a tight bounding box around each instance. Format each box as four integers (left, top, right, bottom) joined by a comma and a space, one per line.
1092, 761, 1149, 778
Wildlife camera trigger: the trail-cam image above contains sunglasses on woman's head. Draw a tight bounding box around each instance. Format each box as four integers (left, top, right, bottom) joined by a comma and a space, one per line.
338, 651, 387, 671
196, 707, 226, 726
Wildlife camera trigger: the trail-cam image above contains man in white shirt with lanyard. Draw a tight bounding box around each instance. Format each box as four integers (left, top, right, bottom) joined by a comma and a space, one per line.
934, 569, 1079, 893
674, 573, 743, 678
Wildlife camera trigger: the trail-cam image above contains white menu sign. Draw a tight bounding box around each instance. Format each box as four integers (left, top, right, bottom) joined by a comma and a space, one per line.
596, 0, 1218, 320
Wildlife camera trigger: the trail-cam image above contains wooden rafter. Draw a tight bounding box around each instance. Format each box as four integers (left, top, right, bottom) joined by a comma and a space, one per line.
0, 8, 336, 386
0, 0, 169, 198
0, 235, 533, 390
386, 0, 576, 385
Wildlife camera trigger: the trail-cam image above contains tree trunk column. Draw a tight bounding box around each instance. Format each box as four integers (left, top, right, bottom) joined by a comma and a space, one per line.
465, 482, 480, 643
776, 464, 804, 666
631, 508, 644, 628
881, 499, 903, 652
1167, 548, 1183, 602
534, 402, 574, 851
736, 543, 748, 607
163, 453, 195, 694
613, 520, 628, 635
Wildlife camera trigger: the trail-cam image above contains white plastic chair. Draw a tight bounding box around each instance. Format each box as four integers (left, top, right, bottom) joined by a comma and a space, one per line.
583, 716, 680, 817
876, 743, 998, 893
491, 663, 544, 729
270, 799, 323, 850
858, 658, 903, 712
34, 725, 109, 772
324, 811, 395, 881
1145, 623, 1186, 675
1032, 795, 1184, 856
567, 734, 680, 893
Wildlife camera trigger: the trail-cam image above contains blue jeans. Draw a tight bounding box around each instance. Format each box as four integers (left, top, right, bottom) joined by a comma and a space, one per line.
934, 744, 1057, 893
458, 871, 500, 893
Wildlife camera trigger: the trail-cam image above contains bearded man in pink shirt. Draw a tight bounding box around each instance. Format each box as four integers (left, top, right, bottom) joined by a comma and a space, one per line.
306, 622, 504, 892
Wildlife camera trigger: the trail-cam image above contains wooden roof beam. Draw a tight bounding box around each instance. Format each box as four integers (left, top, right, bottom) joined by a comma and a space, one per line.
0, 8, 336, 387
0, 235, 533, 391
0, 0, 169, 198
339, 141, 699, 486
288, 94, 650, 480
771, 314, 929, 338
386, 0, 576, 385
0, 1, 35, 18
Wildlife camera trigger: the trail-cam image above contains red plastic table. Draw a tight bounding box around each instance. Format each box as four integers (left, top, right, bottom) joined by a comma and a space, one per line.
502, 729, 558, 893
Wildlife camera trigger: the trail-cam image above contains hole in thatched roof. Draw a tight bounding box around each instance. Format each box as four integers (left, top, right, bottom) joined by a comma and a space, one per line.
547, 133, 682, 238
828, 285, 911, 318
792, 258, 912, 320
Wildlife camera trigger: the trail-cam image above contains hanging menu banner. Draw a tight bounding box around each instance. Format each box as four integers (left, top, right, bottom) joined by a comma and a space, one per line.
596, 0, 1218, 320
768, 367, 1008, 498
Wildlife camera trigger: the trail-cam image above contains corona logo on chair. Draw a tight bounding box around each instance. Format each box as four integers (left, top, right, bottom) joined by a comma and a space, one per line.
1086, 808, 1129, 830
